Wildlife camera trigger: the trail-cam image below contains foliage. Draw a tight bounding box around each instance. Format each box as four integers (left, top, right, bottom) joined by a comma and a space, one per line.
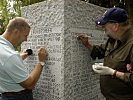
0, 0, 46, 35
16, 0, 46, 7
0, 0, 21, 34
0, 0, 9, 34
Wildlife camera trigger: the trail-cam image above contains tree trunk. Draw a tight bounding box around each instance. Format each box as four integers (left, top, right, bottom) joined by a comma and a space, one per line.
126, 0, 133, 28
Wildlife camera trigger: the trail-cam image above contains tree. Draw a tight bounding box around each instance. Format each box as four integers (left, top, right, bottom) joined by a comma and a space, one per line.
0, 0, 22, 34
16, 0, 46, 7
0, 0, 46, 35
0, 0, 10, 34
126, 0, 133, 28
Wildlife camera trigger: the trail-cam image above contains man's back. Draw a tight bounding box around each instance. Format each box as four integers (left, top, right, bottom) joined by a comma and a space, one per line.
0, 36, 29, 93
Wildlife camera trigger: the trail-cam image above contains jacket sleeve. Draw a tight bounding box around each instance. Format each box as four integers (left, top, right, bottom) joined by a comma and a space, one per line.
124, 73, 133, 87
123, 45, 133, 86
90, 44, 106, 60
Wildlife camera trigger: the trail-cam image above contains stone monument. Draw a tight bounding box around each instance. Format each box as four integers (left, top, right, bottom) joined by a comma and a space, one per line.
21, 0, 107, 100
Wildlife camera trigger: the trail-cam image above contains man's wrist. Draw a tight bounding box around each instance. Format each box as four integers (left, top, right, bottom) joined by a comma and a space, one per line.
86, 43, 93, 50
113, 70, 117, 77
39, 61, 45, 67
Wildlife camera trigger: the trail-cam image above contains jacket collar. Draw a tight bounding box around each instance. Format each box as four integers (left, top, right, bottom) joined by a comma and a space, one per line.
120, 28, 133, 44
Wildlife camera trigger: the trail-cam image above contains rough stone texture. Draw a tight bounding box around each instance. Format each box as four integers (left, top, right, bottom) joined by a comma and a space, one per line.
21, 0, 107, 100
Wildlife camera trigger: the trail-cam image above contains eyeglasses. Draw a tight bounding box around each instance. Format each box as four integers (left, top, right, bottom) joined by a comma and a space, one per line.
95, 24, 105, 30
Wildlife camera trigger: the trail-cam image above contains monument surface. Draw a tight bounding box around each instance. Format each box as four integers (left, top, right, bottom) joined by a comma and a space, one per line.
21, 0, 107, 100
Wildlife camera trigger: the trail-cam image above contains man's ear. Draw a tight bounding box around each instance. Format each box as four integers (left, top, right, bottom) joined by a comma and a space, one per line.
113, 23, 119, 32
13, 28, 19, 34
12, 28, 20, 39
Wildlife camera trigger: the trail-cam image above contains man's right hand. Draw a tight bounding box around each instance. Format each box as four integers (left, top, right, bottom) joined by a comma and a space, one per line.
77, 34, 93, 49
38, 48, 47, 62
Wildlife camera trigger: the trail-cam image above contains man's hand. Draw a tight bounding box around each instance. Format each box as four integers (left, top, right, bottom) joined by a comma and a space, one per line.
77, 34, 89, 46
20, 50, 29, 60
38, 48, 47, 62
92, 64, 115, 75
77, 34, 93, 49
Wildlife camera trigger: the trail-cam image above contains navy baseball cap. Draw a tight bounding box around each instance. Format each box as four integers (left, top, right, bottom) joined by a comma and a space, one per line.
95, 7, 128, 25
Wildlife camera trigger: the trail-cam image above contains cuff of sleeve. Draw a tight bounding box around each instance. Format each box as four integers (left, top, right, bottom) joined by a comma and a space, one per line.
113, 70, 117, 77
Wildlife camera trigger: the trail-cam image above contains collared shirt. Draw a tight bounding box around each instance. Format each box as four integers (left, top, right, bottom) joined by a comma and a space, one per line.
91, 28, 133, 99
0, 36, 29, 93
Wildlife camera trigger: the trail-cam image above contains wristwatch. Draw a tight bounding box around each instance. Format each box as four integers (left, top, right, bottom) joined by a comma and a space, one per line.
39, 61, 45, 67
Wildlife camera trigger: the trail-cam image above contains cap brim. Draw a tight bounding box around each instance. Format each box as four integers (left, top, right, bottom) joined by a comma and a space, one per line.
95, 18, 108, 25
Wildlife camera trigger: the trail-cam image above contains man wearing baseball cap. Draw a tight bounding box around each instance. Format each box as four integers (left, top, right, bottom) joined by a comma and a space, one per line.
78, 7, 133, 100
